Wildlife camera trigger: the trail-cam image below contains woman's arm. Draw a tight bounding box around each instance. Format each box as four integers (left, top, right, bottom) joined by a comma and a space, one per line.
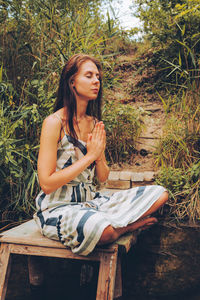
38, 115, 104, 194
95, 152, 110, 182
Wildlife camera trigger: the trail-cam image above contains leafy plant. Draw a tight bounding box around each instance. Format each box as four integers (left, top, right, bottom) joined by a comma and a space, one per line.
0, 0, 139, 226
103, 101, 145, 164
154, 87, 200, 223
156, 163, 200, 223
133, 0, 200, 90
0, 82, 42, 224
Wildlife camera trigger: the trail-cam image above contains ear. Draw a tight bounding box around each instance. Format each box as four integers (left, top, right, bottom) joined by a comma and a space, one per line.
71, 80, 76, 91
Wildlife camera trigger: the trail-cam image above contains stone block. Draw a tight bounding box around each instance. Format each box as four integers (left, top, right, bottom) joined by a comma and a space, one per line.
143, 171, 155, 182
131, 172, 144, 182
108, 171, 120, 181
105, 180, 130, 190
119, 171, 132, 181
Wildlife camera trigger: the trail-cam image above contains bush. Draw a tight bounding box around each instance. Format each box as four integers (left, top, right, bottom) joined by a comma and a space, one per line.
103, 101, 144, 164
134, 0, 200, 87
156, 163, 200, 222
154, 88, 200, 223
0, 78, 51, 224
0, 0, 140, 226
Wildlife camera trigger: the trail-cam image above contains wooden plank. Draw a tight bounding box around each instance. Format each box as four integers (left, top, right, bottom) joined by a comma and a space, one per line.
0, 233, 65, 248
96, 244, 118, 300
8, 243, 116, 262
0, 220, 117, 254
0, 243, 12, 300
0, 220, 35, 237
0, 220, 66, 248
116, 232, 138, 253
0, 220, 137, 254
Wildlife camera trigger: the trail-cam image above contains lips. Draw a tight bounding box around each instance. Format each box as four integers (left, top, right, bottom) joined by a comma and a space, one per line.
92, 89, 99, 93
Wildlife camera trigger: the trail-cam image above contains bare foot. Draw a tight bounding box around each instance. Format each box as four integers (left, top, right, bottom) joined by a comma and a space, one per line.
127, 217, 157, 232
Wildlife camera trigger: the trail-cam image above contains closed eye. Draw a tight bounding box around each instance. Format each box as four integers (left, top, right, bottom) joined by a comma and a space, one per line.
85, 71, 100, 79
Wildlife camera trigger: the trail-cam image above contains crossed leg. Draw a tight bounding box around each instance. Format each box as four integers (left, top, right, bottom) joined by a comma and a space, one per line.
98, 191, 168, 245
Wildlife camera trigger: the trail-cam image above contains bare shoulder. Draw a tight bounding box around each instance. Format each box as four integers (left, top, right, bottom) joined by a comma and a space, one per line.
43, 113, 61, 128
41, 113, 62, 141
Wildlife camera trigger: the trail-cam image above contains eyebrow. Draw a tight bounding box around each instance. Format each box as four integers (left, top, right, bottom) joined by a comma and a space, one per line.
84, 70, 100, 76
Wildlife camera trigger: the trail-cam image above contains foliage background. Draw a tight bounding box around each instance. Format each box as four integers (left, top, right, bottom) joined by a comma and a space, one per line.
1, 0, 200, 225
0, 0, 143, 225
133, 0, 200, 223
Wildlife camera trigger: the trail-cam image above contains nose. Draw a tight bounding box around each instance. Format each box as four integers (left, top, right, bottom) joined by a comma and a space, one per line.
93, 76, 100, 84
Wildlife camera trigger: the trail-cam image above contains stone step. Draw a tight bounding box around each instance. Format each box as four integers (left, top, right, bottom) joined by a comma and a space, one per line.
101, 171, 156, 190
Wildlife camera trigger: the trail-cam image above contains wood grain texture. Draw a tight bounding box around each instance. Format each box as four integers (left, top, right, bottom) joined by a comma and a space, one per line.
0, 243, 12, 300
96, 245, 118, 300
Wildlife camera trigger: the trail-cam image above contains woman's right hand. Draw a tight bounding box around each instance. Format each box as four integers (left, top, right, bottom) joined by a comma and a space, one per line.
86, 121, 106, 161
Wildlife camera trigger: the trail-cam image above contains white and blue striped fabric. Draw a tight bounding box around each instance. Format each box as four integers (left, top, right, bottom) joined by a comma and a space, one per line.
34, 130, 166, 256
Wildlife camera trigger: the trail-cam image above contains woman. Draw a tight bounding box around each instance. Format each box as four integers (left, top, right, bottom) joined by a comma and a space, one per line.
34, 53, 168, 256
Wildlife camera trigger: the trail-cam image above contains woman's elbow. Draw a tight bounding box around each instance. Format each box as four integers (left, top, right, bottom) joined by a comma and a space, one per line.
98, 177, 107, 183
40, 185, 51, 194
39, 182, 55, 195
98, 171, 110, 183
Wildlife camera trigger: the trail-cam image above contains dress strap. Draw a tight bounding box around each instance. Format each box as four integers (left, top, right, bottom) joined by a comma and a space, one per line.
55, 113, 67, 135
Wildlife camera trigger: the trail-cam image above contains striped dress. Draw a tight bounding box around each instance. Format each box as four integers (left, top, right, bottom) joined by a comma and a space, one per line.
34, 124, 166, 256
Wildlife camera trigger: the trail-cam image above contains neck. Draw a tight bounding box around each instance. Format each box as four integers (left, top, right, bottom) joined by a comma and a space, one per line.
75, 99, 88, 121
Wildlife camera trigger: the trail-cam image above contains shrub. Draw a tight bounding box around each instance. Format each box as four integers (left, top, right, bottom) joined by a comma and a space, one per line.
103, 101, 145, 164
154, 88, 200, 223
156, 163, 200, 222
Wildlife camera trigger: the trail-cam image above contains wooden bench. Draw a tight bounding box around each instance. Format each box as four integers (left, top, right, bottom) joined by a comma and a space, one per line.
0, 219, 137, 300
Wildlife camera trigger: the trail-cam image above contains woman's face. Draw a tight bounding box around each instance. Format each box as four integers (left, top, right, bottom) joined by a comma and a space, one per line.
71, 60, 100, 102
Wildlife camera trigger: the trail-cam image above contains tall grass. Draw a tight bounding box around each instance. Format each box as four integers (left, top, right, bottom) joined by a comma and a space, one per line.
0, 0, 140, 226
155, 87, 200, 223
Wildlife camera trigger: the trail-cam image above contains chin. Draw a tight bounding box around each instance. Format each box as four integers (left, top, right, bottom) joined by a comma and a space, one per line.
88, 97, 97, 101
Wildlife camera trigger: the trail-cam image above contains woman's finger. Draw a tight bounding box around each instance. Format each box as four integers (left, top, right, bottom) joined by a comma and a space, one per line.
87, 133, 92, 142
93, 122, 101, 140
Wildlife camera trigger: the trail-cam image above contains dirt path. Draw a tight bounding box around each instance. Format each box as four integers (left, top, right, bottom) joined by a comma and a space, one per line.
131, 101, 165, 171
105, 54, 166, 172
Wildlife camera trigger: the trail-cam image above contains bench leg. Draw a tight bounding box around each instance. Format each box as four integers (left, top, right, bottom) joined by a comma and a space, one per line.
114, 257, 122, 299
0, 243, 12, 300
28, 256, 44, 286
96, 246, 118, 300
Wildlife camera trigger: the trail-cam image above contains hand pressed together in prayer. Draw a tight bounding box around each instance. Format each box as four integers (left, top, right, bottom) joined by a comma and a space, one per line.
86, 121, 106, 162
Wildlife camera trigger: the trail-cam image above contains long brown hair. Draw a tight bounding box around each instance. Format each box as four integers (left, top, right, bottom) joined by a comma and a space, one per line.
54, 54, 103, 140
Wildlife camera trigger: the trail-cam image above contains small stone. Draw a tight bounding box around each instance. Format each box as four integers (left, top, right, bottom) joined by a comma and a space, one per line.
140, 149, 149, 157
